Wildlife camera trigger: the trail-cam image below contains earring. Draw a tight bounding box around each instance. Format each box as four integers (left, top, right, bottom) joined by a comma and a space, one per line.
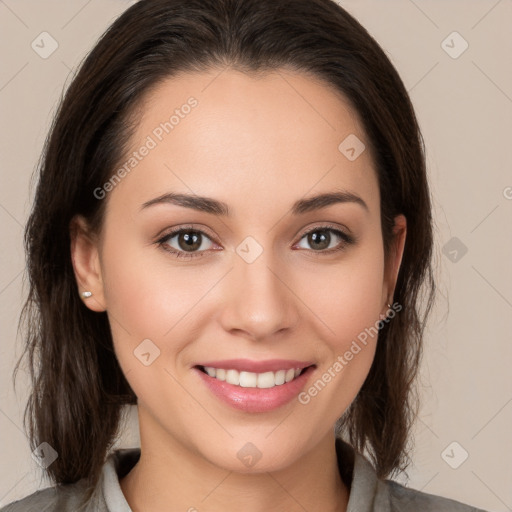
81, 291, 92, 298
380, 302, 392, 320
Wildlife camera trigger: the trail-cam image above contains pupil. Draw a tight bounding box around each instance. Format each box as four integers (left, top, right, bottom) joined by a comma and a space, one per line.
309, 230, 330, 250
180, 232, 201, 251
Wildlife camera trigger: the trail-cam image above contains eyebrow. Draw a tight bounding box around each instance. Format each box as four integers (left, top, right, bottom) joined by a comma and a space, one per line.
140, 190, 369, 216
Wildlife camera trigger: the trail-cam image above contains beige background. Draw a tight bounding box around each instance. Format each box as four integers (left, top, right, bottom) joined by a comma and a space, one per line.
0, 0, 511, 510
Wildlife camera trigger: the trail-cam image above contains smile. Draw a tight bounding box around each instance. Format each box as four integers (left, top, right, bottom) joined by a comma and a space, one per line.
199, 366, 305, 388
194, 359, 316, 413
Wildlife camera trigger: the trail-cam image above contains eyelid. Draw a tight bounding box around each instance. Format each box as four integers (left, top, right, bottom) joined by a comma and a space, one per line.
296, 222, 353, 241
154, 223, 216, 241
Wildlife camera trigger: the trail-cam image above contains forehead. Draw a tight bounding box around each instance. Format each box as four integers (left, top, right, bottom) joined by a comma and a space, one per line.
108, 67, 379, 218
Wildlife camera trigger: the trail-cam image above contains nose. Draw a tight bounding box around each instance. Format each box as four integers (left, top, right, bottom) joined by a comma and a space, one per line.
217, 246, 300, 342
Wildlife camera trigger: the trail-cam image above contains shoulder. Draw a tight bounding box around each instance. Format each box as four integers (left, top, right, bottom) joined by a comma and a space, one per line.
336, 438, 489, 512
382, 479, 488, 512
0, 479, 99, 512
0, 448, 139, 512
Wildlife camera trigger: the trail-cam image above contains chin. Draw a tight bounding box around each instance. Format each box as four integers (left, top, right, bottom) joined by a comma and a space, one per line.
194, 432, 314, 475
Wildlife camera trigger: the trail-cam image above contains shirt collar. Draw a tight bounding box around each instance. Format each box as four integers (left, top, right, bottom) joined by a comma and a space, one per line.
97, 438, 387, 512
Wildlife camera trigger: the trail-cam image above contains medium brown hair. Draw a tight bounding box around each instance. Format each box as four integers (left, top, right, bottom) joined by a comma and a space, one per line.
14, 0, 435, 495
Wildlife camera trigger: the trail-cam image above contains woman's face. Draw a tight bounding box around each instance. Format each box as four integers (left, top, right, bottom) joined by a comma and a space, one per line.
73, 68, 405, 472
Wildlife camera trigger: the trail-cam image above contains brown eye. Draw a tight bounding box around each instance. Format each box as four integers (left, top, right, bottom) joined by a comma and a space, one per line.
158, 228, 215, 259
296, 226, 355, 253
175, 231, 202, 252
307, 229, 332, 251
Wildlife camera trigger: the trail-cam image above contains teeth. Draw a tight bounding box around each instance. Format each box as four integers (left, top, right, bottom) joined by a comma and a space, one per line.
239, 371, 257, 388
257, 371, 275, 389
202, 366, 305, 388
274, 370, 285, 385
225, 369, 239, 386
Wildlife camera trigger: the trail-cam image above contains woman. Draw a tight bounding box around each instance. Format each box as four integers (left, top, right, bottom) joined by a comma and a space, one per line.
2, 0, 489, 510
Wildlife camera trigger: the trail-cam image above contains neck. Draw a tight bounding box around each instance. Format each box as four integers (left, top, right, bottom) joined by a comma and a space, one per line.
120, 410, 350, 512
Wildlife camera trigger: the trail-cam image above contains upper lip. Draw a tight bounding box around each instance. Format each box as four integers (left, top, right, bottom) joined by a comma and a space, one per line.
195, 359, 315, 373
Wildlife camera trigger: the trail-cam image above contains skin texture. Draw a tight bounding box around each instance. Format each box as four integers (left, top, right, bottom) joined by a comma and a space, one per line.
71, 68, 406, 512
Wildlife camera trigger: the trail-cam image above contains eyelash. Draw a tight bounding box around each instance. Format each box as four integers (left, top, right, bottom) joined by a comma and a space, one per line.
156, 224, 356, 260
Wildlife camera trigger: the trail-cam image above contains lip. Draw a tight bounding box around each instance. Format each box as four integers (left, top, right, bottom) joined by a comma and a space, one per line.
195, 358, 314, 373
193, 361, 316, 413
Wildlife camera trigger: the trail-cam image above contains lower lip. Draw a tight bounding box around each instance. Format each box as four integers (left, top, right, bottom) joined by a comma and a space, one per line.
195, 366, 315, 413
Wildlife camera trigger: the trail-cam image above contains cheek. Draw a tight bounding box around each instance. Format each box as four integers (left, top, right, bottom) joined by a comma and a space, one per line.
99, 220, 208, 337
299, 236, 385, 349
98, 224, 234, 401
98, 234, 208, 410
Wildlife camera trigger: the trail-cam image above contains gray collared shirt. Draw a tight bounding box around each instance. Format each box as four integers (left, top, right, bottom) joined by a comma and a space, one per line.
0, 439, 488, 511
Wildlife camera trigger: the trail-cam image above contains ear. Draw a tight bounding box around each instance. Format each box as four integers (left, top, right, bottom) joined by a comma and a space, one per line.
381, 214, 407, 309
70, 215, 107, 312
